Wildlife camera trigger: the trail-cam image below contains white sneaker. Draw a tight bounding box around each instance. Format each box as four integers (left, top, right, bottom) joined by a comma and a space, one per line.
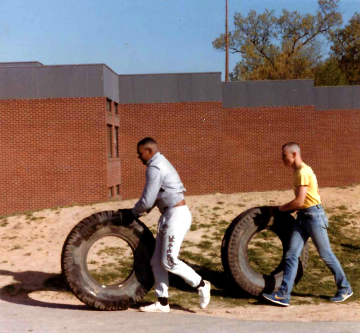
139, 302, 170, 313
198, 280, 211, 309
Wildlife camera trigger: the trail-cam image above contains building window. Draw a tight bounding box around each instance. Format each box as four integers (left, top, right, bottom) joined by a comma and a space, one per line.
115, 127, 119, 157
108, 187, 113, 198
116, 185, 120, 196
106, 99, 112, 112
114, 103, 119, 115
107, 125, 112, 158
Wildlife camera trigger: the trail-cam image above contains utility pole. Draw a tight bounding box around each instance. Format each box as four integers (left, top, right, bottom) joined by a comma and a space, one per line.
225, 0, 229, 81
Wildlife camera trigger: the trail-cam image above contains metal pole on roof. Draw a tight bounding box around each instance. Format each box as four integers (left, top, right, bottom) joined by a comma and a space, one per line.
225, 0, 229, 81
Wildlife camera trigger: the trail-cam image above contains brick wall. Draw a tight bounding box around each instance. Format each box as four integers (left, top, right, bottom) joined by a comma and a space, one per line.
221, 106, 316, 193
221, 106, 359, 192
0, 97, 112, 215
119, 102, 224, 200
120, 102, 360, 200
1, 97, 359, 215
310, 109, 360, 187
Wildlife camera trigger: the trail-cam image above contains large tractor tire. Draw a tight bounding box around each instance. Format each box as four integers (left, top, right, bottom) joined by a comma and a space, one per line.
61, 210, 155, 310
221, 206, 309, 296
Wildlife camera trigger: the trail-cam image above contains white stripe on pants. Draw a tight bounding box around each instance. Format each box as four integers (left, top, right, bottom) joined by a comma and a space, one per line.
151, 205, 202, 298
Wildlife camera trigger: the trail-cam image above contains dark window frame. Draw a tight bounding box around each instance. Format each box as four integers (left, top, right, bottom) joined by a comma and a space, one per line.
115, 126, 119, 157
106, 99, 112, 112
107, 124, 113, 158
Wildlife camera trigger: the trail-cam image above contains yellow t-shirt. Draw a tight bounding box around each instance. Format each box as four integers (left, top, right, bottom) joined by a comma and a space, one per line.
293, 162, 321, 209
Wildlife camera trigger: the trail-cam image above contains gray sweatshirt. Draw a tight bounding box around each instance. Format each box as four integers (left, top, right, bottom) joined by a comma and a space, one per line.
132, 152, 186, 216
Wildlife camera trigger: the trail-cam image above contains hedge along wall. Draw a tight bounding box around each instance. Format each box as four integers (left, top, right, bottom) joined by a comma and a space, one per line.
119, 103, 360, 200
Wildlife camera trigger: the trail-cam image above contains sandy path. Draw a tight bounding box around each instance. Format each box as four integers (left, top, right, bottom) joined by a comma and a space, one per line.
1, 186, 359, 321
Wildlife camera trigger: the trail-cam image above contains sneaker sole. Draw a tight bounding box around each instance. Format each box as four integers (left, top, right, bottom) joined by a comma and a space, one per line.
263, 294, 289, 307
139, 305, 170, 313
332, 292, 353, 303
139, 308, 170, 313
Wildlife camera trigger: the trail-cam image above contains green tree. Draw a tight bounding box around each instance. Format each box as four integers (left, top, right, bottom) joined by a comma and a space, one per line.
314, 57, 348, 86
213, 0, 342, 81
330, 12, 360, 85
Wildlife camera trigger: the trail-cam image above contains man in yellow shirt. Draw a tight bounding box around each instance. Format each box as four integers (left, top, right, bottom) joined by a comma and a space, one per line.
262, 142, 352, 306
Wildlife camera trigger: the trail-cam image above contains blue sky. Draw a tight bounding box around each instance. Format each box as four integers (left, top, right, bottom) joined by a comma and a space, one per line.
1, 0, 359, 80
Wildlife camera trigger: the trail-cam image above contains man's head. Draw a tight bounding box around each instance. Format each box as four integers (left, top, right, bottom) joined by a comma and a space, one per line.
282, 142, 302, 168
137, 137, 159, 165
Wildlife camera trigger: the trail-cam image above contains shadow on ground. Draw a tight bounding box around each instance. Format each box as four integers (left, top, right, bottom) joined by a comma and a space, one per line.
169, 264, 251, 300
169, 263, 330, 305
0, 269, 87, 310
0, 265, 254, 311
0, 264, 328, 311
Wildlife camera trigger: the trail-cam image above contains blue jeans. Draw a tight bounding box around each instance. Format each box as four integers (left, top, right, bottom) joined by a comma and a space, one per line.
278, 204, 350, 297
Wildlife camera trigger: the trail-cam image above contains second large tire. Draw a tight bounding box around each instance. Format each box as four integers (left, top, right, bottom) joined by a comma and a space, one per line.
61, 210, 155, 310
221, 206, 309, 296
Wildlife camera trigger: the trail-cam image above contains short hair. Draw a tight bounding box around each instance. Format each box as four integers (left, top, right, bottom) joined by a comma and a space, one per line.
137, 137, 157, 147
282, 142, 300, 153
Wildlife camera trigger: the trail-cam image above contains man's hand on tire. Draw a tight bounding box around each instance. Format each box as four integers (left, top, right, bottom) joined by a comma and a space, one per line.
268, 206, 280, 217
268, 206, 295, 217
115, 209, 136, 225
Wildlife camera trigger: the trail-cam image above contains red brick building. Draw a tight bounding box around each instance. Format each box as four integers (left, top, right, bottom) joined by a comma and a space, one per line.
1, 62, 359, 215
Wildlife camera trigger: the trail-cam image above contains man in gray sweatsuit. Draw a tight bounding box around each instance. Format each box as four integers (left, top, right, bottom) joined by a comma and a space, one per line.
130, 137, 210, 313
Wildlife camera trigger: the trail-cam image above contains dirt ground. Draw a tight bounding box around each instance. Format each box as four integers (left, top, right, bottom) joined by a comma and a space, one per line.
0, 186, 359, 322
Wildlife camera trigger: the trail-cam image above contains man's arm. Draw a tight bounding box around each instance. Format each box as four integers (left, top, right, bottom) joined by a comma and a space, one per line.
279, 186, 308, 212
132, 166, 162, 217
145, 202, 157, 214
